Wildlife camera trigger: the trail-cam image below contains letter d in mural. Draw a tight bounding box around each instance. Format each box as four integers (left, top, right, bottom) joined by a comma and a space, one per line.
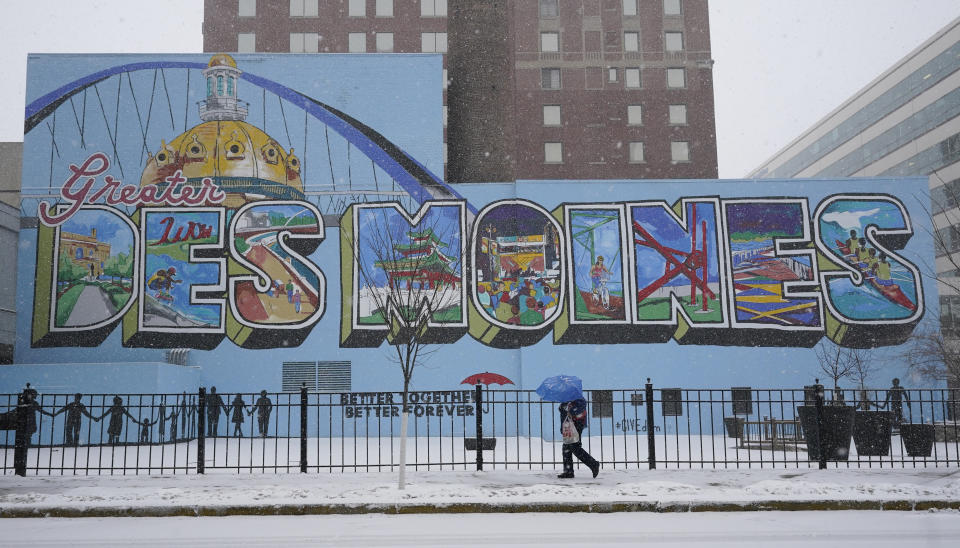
33, 204, 140, 347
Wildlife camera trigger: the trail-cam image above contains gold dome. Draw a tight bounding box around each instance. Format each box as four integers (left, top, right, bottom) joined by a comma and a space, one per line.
208, 53, 237, 68
141, 119, 305, 207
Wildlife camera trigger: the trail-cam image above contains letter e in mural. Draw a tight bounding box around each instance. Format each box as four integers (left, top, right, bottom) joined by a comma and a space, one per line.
722, 199, 823, 347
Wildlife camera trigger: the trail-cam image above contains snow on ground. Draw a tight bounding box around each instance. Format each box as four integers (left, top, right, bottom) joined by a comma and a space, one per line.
3, 511, 960, 547
7, 434, 958, 473
1, 468, 958, 512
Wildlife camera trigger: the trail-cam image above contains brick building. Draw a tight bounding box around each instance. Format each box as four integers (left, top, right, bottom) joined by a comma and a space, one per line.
202, 0, 718, 182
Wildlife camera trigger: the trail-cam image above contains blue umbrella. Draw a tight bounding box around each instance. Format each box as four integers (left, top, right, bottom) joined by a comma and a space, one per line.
536, 375, 583, 402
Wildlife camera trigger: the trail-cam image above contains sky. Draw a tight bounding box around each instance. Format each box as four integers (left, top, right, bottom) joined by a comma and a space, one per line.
1, 0, 959, 178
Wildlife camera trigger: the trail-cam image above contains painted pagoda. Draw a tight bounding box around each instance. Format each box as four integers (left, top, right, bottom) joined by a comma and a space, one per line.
375, 229, 460, 289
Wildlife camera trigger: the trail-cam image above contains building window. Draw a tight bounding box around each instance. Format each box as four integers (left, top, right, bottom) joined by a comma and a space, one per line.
629, 142, 645, 163
608, 67, 618, 82
443, 142, 448, 164
623, 0, 637, 16
545, 142, 563, 163
443, 68, 449, 89
348, 0, 365, 16
669, 104, 687, 125
664, 0, 682, 15
237, 33, 256, 52
667, 67, 685, 88
290, 33, 320, 52
227, 77, 234, 96
625, 68, 641, 88
665, 32, 683, 52
348, 32, 366, 53
624, 31, 639, 52
443, 105, 448, 127
238, 0, 256, 17
540, 0, 559, 17
376, 0, 393, 17
542, 68, 561, 90
422, 0, 447, 17
217, 75, 224, 96
290, 0, 318, 17
627, 104, 642, 125
421, 32, 448, 53
541, 32, 560, 52
376, 32, 394, 52
543, 105, 561, 126
671, 141, 690, 163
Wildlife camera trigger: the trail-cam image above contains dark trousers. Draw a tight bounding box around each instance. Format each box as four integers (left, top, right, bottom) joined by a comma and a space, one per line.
562, 442, 598, 474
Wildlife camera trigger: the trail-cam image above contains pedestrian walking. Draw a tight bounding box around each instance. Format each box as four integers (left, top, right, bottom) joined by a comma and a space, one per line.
557, 398, 599, 479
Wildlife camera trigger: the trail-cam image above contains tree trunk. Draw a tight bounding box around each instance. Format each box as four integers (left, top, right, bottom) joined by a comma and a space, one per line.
398, 379, 410, 490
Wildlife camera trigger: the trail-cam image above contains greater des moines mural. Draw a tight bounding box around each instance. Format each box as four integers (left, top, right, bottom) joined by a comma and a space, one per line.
11, 54, 937, 395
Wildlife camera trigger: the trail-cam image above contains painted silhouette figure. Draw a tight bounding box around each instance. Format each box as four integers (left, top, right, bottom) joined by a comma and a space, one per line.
855, 389, 879, 412
249, 390, 273, 437
205, 387, 228, 436
18, 385, 55, 445
882, 378, 912, 424
230, 394, 247, 436
99, 396, 138, 444
156, 399, 168, 441
54, 393, 98, 446
178, 391, 193, 439
156, 397, 179, 442
139, 416, 156, 443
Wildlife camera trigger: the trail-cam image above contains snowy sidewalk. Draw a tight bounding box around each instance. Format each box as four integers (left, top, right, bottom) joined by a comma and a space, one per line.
2, 468, 960, 517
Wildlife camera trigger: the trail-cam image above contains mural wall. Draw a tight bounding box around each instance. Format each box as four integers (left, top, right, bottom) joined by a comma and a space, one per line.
9, 54, 938, 399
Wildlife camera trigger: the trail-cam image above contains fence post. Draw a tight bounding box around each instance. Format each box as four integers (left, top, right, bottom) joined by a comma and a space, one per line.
645, 378, 656, 470
300, 383, 308, 473
475, 384, 483, 471
814, 379, 826, 470
13, 391, 27, 477
197, 387, 206, 474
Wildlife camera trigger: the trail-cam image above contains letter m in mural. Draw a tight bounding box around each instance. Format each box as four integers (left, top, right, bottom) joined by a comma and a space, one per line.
340, 201, 468, 347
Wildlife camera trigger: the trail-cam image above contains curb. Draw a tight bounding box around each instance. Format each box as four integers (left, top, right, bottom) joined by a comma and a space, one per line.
2, 499, 959, 518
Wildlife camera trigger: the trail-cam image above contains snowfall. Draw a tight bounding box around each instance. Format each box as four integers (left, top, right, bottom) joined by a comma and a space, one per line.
2, 467, 960, 546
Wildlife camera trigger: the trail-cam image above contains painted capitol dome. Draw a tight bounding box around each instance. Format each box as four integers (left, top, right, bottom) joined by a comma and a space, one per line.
140, 54, 305, 208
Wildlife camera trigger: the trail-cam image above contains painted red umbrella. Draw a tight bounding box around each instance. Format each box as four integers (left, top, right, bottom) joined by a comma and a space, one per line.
461, 372, 514, 386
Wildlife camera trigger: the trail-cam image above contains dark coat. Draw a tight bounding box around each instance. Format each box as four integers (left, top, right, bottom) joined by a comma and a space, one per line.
559, 398, 588, 435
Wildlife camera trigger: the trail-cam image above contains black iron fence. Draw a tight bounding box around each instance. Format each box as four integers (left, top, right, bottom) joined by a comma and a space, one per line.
3, 383, 958, 476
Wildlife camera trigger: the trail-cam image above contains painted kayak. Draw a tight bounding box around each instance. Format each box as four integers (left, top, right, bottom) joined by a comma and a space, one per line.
834, 240, 916, 312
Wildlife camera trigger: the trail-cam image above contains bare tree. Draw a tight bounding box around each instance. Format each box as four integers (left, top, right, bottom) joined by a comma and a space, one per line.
814, 339, 856, 402
347, 206, 464, 489
847, 347, 878, 391
915, 172, 960, 296
900, 320, 960, 385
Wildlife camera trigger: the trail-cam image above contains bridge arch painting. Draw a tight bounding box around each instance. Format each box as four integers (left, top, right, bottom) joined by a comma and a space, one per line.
9, 53, 937, 397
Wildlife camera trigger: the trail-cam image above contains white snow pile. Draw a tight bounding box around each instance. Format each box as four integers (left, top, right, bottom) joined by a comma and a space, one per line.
1, 468, 959, 512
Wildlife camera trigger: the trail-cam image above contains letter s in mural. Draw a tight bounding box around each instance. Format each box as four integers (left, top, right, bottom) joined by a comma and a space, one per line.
815, 195, 923, 347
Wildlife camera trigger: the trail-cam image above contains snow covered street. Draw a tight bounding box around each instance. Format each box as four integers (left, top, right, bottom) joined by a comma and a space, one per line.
3, 511, 960, 547
1, 468, 958, 516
